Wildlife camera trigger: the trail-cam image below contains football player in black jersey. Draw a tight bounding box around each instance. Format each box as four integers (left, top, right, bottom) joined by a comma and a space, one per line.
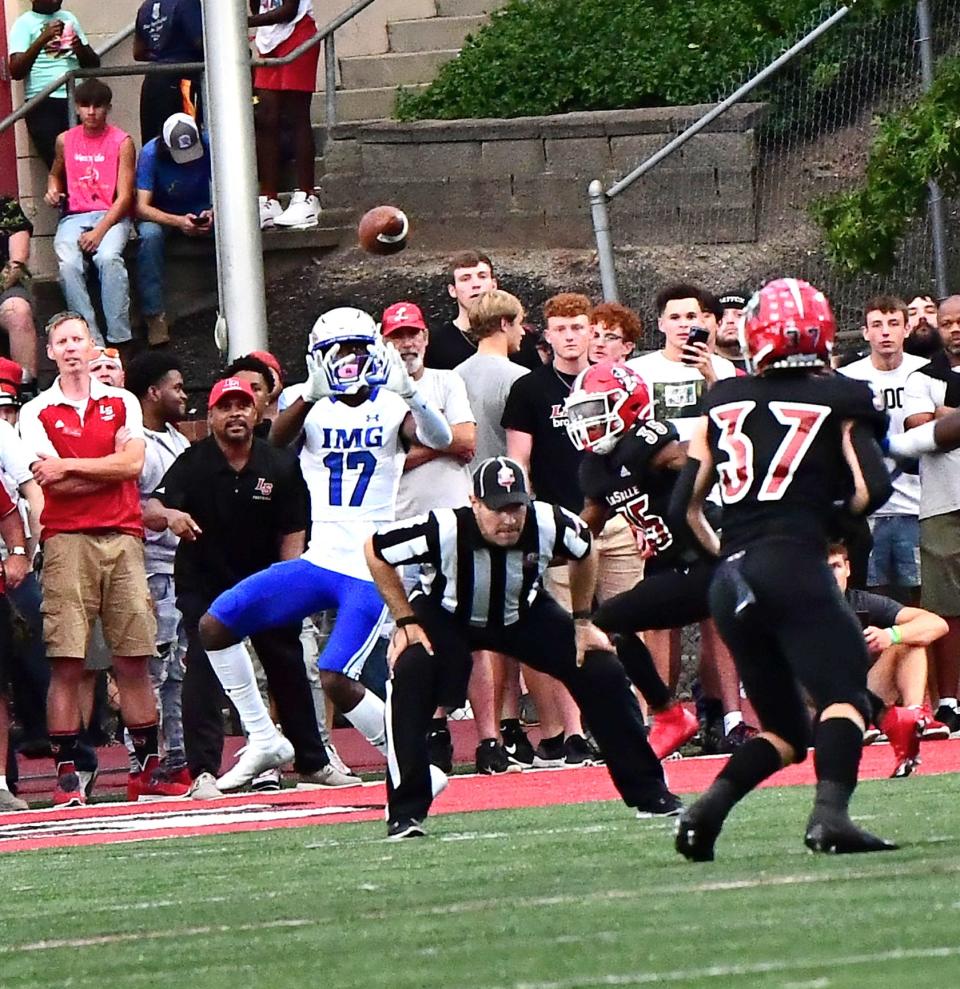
672, 277, 897, 860
565, 361, 724, 758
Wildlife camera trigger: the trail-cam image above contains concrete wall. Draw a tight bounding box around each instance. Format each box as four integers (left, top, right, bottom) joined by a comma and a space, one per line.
320, 104, 768, 249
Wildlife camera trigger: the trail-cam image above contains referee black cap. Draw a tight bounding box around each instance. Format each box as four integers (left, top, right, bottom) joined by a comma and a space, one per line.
473, 457, 530, 509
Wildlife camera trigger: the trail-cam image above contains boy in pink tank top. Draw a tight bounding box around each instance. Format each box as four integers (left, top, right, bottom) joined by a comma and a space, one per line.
45, 78, 136, 347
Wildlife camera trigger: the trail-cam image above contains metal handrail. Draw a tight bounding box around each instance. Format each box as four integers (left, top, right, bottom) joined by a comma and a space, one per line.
0, 0, 380, 137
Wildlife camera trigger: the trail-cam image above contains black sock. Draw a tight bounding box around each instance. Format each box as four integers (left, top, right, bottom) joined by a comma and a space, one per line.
128, 722, 160, 773
812, 717, 863, 815
614, 635, 671, 710
49, 732, 80, 775
500, 718, 522, 738
429, 716, 449, 733
697, 736, 783, 820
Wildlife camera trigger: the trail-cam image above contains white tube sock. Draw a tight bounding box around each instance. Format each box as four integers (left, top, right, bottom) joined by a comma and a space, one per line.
345, 688, 387, 754
206, 643, 276, 745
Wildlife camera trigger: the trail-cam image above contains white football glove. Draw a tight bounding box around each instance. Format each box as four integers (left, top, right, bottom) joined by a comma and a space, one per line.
304, 347, 338, 402
379, 342, 416, 400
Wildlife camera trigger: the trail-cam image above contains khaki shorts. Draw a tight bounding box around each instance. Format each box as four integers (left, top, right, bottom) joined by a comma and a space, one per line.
920, 510, 960, 616
544, 515, 645, 613
42, 532, 157, 660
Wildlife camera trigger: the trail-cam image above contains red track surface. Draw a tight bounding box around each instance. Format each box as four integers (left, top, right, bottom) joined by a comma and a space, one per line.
4, 733, 959, 854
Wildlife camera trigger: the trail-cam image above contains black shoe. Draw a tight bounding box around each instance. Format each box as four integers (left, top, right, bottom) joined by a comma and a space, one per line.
933, 704, 960, 737
387, 818, 426, 841
426, 721, 454, 774
476, 738, 510, 775
563, 734, 603, 766
721, 722, 759, 753
501, 721, 535, 768
634, 787, 683, 819
675, 806, 722, 861
532, 732, 565, 768
804, 813, 899, 854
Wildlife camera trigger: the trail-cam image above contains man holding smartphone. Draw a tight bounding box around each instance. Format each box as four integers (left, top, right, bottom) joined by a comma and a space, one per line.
135, 113, 213, 347
627, 283, 737, 441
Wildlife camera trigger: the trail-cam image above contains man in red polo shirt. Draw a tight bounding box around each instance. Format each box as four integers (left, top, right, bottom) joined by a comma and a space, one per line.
18, 310, 186, 805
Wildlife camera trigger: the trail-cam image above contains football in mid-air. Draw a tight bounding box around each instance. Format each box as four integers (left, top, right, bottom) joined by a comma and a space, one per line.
358, 205, 409, 256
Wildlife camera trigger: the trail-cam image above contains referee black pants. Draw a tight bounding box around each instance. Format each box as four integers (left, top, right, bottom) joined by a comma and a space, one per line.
178, 593, 328, 779
386, 592, 667, 826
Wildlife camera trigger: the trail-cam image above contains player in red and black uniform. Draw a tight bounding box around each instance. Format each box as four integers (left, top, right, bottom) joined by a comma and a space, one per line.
672, 278, 897, 860
565, 362, 712, 757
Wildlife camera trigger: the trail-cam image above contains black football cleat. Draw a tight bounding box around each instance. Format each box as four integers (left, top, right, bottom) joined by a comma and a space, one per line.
674, 808, 722, 862
386, 819, 426, 841
804, 814, 898, 854
634, 787, 683, 819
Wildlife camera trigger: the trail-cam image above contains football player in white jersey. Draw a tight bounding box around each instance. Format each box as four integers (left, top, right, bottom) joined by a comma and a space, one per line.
198, 308, 452, 789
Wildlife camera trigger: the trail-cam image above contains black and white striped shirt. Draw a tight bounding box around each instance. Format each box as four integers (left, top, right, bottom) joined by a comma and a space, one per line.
371, 502, 592, 628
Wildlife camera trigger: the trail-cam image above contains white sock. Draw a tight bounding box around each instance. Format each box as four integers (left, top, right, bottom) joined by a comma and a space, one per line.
0, 774, 7, 791
723, 711, 743, 735
345, 688, 387, 754
888, 420, 938, 458
122, 728, 140, 774
206, 643, 277, 745
940, 697, 958, 712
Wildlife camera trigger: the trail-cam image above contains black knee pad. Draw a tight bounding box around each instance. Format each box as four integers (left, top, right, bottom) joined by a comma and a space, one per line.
392, 642, 433, 682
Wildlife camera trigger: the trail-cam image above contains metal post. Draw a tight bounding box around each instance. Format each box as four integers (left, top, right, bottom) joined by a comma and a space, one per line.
917, 0, 950, 297
325, 34, 337, 129
202, 0, 268, 357
66, 75, 77, 126
589, 180, 619, 302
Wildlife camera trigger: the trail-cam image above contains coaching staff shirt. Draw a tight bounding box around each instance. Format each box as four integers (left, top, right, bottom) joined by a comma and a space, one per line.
501, 363, 584, 512
152, 435, 309, 602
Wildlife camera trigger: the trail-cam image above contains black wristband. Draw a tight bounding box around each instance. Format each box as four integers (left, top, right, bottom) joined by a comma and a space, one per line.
572, 610, 591, 621
396, 615, 419, 628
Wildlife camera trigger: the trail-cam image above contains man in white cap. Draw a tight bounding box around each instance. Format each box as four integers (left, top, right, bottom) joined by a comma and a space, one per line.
134, 112, 212, 347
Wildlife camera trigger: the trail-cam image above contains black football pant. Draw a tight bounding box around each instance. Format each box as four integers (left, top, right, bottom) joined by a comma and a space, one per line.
709, 539, 872, 756
386, 592, 666, 826
178, 593, 328, 779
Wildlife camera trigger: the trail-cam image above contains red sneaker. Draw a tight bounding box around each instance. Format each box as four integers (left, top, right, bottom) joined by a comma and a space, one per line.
127, 756, 191, 801
165, 765, 193, 789
53, 771, 86, 808
649, 703, 699, 759
880, 706, 922, 777
919, 703, 951, 740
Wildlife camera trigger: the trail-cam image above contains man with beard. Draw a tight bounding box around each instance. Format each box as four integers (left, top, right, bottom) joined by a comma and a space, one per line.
905, 294, 941, 359
715, 291, 749, 371
900, 294, 960, 734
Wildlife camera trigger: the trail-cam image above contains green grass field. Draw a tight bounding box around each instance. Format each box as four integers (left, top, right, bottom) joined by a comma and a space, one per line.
4, 773, 960, 988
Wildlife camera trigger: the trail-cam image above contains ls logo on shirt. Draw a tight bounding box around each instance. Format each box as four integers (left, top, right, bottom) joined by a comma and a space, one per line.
254, 477, 274, 500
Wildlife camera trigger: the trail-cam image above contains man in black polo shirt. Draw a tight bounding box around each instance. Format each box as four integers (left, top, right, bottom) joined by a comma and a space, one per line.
145, 376, 357, 796
366, 456, 680, 839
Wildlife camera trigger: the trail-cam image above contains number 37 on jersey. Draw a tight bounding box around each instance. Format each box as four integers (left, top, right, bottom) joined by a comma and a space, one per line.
709, 400, 832, 504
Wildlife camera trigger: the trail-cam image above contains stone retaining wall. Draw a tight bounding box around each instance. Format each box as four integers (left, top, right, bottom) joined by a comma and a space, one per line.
321, 103, 767, 249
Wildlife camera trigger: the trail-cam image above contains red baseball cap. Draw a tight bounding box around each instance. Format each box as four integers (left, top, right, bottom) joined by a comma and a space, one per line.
381, 301, 427, 336
0, 357, 22, 407
208, 376, 256, 409
248, 350, 283, 385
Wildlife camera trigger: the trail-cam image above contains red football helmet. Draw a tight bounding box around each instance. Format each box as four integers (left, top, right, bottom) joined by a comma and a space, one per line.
565, 361, 652, 454
740, 278, 836, 374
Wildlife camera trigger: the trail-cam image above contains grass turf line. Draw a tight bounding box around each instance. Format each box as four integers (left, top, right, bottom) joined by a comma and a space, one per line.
3, 773, 959, 989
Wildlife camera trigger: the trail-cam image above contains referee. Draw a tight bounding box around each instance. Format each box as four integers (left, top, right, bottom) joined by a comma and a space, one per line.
365, 456, 680, 839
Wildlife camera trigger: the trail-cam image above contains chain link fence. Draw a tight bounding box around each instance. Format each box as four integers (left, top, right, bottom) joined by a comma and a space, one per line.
605, 0, 960, 355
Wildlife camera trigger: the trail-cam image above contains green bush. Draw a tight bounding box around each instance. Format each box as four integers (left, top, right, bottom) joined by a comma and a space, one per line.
814, 55, 960, 275
395, 0, 911, 123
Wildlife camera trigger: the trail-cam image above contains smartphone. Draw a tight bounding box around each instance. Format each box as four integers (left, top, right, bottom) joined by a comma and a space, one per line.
189, 215, 209, 226
681, 325, 710, 365
855, 610, 871, 630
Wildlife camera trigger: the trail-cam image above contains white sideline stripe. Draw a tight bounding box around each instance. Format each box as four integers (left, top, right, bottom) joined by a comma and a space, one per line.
478, 945, 960, 989
2, 918, 312, 954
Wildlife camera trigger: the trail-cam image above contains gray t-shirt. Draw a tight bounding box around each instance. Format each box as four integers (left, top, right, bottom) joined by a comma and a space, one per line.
141, 423, 190, 575
455, 353, 528, 466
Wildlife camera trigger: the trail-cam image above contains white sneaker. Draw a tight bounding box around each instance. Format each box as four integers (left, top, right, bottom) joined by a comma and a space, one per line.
273, 191, 319, 229
217, 735, 294, 792
297, 764, 362, 788
188, 771, 224, 800
0, 788, 28, 812
259, 196, 282, 229
251, 767, 283, 792
324, 742, 355, 778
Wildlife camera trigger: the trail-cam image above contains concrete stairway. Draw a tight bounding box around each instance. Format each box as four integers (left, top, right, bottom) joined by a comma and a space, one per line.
311, 0, 507, 130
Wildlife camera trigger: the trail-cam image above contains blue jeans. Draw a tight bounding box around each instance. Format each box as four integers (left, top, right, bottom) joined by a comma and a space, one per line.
135, 220, 166, 317
54, 211, 132, 344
